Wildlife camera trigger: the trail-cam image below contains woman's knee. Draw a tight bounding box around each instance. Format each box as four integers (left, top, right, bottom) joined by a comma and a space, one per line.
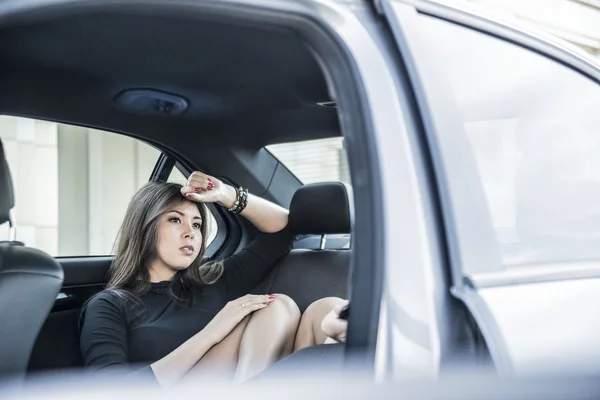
269, 294, 300, 323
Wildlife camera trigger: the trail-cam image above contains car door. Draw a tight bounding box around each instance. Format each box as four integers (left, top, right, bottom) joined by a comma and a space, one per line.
380, 0, 600, 376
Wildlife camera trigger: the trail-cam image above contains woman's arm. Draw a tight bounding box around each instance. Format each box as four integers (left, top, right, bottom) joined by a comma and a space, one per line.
219, 225, 296, 300
181, 171, 289, 233
220, 185, 289, 233
182, 171, 296, 299
151, 293, 273, 387
81, 292, 217, 387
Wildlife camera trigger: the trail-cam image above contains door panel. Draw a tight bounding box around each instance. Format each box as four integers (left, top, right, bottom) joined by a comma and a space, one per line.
61, 257, 112, 288
382, 0, 600, 376
477, 279, 600, 375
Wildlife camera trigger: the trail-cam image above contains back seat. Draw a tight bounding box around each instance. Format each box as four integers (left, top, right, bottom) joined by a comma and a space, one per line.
252, 182, 353, 312
28, 182, 352, 374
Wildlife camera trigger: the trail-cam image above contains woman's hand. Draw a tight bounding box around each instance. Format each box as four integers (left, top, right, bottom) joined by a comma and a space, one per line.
321, 300, 349, 343
181, 171, 237, 208
204, 294, 275, 345
181, 170, 289, 233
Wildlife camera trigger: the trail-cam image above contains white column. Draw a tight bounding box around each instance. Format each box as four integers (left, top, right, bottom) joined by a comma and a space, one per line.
87, 130, 144, 255
57, 124, 89, 256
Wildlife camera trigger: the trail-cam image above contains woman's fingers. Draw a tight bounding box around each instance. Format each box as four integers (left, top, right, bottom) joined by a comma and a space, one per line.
183, 181, 213, 192
246, 302, 269, 313
186, 177, 213, 188
180, 186, 196, 195
321, 310, 348, 341
332, 300, 350, 316
186, 171, 215, 191
180, 189, 209, 202
237, 294, 275, 307
235, 295, 273, 317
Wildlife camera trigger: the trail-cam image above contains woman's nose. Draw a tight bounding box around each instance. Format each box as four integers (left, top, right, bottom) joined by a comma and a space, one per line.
183, 226, 195, 239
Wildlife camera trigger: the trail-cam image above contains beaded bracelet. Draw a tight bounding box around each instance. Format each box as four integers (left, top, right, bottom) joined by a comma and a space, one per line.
228, 186, 249, 214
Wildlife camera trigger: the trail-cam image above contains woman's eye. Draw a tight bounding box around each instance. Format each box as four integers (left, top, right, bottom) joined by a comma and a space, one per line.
193, 223, 202, 229
169, 217, 180, 223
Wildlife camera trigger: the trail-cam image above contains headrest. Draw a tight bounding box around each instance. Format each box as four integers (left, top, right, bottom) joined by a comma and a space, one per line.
0, 140, 15, 225
289, 182, 353, 235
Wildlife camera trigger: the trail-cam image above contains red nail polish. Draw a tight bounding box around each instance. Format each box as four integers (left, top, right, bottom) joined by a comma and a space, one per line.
269, 294, 275, 298
195, 188, 202, 192
207, 178, 212, 182
186, 193, 193, 198
263, 302, 269, 305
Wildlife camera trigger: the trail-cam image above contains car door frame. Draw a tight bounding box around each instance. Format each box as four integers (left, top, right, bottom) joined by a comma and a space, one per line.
6, 0, 449, 378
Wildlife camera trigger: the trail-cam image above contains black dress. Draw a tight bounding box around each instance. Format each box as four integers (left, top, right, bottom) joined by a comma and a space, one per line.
79, 226, 297, 380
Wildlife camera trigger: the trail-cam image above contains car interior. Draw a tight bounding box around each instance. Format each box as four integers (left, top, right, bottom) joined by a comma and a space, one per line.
0, 4, 358, 379
0, 1, 497, 383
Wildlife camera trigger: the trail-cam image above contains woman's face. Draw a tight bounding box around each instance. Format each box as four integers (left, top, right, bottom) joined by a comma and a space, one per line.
153, 201, 203, 273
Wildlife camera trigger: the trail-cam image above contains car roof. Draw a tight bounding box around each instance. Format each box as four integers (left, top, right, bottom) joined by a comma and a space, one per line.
0, 5, 340, 153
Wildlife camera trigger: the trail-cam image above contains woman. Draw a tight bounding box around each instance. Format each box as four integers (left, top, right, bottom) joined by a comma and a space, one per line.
80, 171, 343, 388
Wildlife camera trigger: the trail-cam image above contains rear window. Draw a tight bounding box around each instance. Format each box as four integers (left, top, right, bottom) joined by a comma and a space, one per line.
266, 137, 350, 184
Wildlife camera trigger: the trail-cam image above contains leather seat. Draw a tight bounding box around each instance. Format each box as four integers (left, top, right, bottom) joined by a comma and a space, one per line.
0, 139, 63, 382
253, 182, 353, 379
253, 182, 353, 312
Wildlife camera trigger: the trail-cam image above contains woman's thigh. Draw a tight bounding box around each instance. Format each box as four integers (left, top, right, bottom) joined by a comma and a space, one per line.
181, 294, 301, 384
180, 315, 251, 383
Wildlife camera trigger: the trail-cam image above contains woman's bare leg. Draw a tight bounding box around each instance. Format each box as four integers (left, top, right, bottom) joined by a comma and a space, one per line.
293, 297, 346, 352
234, 294, 300, 383
181, 294, 300, 385
180, 314, 251, 384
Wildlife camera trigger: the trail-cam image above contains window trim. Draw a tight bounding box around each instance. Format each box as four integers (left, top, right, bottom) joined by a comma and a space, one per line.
467, 262, 600, 289
150, 152, 176, 182
412, 0, 600, 85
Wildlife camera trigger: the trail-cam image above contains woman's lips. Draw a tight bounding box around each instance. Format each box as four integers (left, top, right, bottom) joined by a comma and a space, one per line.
180, 246, 194, 255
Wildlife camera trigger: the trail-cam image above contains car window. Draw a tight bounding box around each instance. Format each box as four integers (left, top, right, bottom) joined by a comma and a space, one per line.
417, 17, 600, 270
266, 137, 350, 184
0, 116, 218, 256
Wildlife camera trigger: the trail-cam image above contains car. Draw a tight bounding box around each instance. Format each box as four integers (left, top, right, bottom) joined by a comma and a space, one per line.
0, 0, 599, 394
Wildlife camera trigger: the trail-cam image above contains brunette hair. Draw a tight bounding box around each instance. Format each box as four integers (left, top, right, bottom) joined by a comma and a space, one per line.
106, 181, 223, 298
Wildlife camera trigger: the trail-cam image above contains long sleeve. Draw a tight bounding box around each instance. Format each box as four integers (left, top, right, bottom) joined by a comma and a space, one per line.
80, 291, 157, 383
80, 292, 130, 372
220, 225, 297, 300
